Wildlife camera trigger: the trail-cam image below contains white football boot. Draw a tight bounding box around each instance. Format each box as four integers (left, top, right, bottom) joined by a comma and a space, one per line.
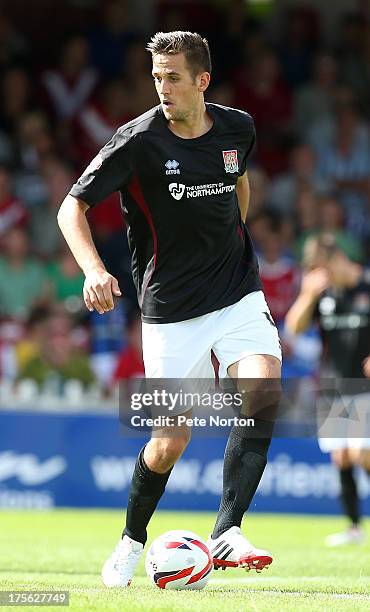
325, 526, 366, 547
207, 526, 272, 572
102, 535, 144, 587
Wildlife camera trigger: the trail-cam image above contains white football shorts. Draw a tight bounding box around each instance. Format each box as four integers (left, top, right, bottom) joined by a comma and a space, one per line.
142, 290, 282, 379
318, 393, 370, 452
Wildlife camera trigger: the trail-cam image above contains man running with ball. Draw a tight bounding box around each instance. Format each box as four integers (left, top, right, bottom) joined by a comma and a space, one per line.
58, 31, 281, 587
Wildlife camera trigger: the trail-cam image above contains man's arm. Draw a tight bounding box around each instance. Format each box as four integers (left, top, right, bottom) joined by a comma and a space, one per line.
285, 268, 329, 334
57, 195, 121, 314
236, 171, 250, 223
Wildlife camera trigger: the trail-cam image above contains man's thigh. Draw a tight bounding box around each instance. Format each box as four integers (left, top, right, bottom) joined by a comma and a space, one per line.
213, 290, 282, 381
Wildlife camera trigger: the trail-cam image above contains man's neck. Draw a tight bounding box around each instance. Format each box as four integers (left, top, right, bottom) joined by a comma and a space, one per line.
168, 103, 213, 139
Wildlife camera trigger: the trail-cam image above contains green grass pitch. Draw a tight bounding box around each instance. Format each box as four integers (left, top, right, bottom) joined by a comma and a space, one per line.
0, 510, 369, 611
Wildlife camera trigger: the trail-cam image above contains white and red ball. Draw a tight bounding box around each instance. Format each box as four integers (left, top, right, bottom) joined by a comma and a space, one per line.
145, 530, 213, 590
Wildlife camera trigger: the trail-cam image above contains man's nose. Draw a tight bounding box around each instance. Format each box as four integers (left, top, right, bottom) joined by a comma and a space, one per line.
159, 80, 171, 95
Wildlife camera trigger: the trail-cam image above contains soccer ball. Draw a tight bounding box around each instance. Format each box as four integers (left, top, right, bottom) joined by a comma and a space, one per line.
145, 530, 213, 590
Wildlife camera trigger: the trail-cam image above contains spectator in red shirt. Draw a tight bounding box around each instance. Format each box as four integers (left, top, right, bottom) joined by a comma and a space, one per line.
41, 35, 99, 123
113, 309, 144, 382
73, 79, 133, 169
234, 50, 293, 176
251, 211, 300, 324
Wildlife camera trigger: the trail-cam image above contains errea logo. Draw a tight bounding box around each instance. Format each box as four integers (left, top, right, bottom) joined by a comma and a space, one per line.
169, 183, 186, 200
165, 159, 180, 175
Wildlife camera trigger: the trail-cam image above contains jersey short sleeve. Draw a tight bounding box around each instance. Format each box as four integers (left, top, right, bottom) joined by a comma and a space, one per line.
69, 129, 136, 207
239, 115, 256, 176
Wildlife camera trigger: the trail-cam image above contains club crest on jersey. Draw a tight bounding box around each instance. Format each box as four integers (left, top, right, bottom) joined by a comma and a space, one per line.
165, 159, 180, 175
169, 183, 185, 200
222, 150, 238, 173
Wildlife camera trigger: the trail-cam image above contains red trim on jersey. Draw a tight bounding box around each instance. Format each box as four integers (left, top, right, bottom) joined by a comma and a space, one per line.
127, 175, 158, 307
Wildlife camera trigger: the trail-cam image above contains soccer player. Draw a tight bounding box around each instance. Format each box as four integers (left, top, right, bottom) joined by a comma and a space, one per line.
58, 31, 281, 587
286, 233, 370, 546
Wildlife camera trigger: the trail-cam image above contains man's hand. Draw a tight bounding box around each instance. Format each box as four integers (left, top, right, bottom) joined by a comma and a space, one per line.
83, 267, 122, 314
57, 196, 122, 314
301, 267, 330, 299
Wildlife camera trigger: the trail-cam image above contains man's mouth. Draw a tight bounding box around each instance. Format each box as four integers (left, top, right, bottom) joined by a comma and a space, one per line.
162, 100, 173, 107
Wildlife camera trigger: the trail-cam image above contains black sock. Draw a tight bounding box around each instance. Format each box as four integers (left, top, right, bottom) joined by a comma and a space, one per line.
123, 446, 172, 545
212, 425, 272, 540
339, 467, 360, 526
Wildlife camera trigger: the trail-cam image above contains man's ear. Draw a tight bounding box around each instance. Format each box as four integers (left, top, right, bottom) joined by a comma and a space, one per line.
198, 72, 211, 93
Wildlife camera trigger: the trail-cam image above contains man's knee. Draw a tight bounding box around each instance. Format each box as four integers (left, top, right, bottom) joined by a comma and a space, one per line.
331, 449, 352, 469
236, 366, 281, 423
348, 448, 370, 471
145, 432, 190, 472
162, 434, 190, 459
229, 354, 281, 381
230, 354, 281, 399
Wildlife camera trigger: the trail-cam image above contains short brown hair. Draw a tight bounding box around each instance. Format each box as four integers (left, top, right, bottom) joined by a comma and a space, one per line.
146, 31, 212, 77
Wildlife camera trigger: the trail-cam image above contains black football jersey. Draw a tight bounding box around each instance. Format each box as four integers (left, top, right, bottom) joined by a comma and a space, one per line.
69, 103, 261, 323
317, 275, 370, 378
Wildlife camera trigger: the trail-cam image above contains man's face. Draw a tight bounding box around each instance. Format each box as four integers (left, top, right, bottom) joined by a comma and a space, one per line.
152, 52, 206, 121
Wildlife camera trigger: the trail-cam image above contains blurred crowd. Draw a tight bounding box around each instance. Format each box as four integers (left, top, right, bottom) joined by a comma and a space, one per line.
0, 0, 370, 398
